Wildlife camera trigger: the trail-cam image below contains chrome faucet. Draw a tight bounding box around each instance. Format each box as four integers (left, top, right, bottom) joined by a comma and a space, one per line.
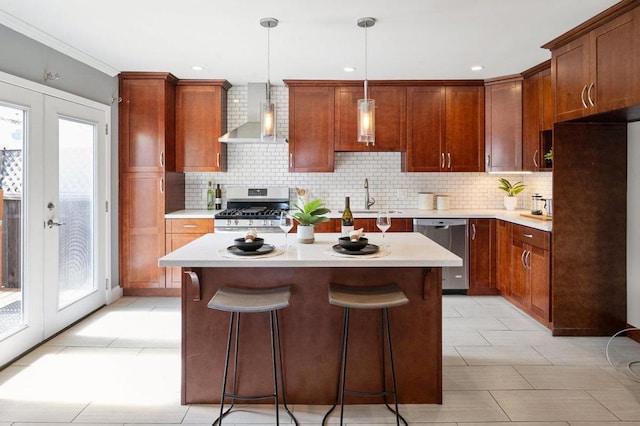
364, 178, 375, 210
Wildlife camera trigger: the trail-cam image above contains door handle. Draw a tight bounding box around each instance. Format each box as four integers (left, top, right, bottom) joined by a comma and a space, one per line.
447, 152, 451, 169
525, 250, 532, 269
46, 219, 65, 228
160, 177, 164, 194
521, 249, 527, 268
533, 150, 539, 168
216, 152, 220, 168
587, 82, 595, 107
289, 153, 293, 168
441, 153, 445, 169
581, 85, 588, 109
471, 223, 476, 240
160, 151, 165, 168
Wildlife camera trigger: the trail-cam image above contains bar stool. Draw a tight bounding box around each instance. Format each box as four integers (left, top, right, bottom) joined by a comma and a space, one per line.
207, 285, 298, 426
323, 283, 409, 426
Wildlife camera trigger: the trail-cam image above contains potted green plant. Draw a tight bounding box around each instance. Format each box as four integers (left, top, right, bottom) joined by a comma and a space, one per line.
292, 189, 330, 243
498, 178, 525, 211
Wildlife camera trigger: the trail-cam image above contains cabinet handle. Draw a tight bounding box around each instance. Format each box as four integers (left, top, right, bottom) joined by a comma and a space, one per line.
289, 153, 293, 168
216, 152, 220, 168
441, 153, 445, 168
486, 154, 491, 168
471, 223, 476, 240
523, 233, 533, 238
526, 250, 532, 269
580, 85, 588, 109
183, 224, 197, 228
587, 82, 595, 107
521, 249, 527, 268
160, 177, 164, 194
160, 151, 165, 168
447, 153, 451, 169
533, 149, 539, 168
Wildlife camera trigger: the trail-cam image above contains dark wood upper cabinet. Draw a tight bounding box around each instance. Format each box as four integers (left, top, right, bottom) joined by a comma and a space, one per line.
485, 76, 523, 172
545, 2, 640, 122
335, 85, 406, 152
286, 82, 335, 172
404, 83, 484, 172
119, 72, 177, 173
176, 80, 231, 172
522, 61, 553, 172
445, 86, 484, 172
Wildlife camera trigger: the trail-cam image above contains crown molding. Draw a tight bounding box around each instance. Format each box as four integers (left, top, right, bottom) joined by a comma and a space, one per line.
0, 10, 119, 77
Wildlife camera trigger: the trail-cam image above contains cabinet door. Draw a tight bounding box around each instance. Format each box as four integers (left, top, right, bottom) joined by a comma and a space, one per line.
540, 67, 554, 131
553, 35, 590, 122
509, 239, 530, 308
529, 245, 551, 322
496, 220, 511, 294
119, 77, 176, 173
289, 86, 335, 172
468, 219, 497, 294
522, 73, 541, 172
591, 10, 639, 113
120, 173, 166, 289
176, 84, 228, 172
334, 86, 362, 151
404, 86, 445, 172
370, 86, 407, 152
445, 86, 484, 172
165, 233, 203, 288
485, 80, 522, 172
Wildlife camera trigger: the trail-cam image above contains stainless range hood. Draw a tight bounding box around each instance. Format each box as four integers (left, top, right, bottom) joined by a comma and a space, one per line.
218, 83, 287, 144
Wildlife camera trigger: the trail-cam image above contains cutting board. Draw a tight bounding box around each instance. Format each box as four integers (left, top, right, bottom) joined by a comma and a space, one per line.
520, 213, 552, 221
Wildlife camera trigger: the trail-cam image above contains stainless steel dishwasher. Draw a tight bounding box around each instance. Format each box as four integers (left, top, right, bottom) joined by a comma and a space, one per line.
413, 218, 468, 293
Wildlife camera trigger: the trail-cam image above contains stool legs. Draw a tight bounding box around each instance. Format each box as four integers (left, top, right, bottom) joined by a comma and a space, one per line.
322, 307, 408, 426
214, 310, 297, 426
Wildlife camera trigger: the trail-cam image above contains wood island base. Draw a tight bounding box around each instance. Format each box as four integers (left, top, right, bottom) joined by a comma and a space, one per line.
181, 266, 442, 405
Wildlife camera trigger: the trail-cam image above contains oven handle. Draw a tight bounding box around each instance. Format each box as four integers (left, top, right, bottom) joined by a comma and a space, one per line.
214, 227, 283, 234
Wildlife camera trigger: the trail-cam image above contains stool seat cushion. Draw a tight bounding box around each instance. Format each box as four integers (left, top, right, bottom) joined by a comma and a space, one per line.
328, 283, 409, 309
207, 285, 291, 313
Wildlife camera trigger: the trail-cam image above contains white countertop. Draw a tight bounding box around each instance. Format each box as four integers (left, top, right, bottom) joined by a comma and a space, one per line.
165, 208, 552, 232
158, 232, 462, 268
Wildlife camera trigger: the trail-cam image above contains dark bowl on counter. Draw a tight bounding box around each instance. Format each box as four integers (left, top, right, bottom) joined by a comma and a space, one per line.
234, 237, 265, 251
338, 236, 368, 251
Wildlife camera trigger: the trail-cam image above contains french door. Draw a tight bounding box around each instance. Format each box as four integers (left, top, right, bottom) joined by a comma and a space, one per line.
0, 76, 110, 366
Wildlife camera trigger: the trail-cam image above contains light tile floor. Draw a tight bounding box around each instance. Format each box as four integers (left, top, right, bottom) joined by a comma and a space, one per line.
1, 295, 640, 425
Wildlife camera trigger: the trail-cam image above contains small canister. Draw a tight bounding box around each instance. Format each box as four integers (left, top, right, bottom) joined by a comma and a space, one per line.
436, 194, 450, 210
531, 193, 543, 215
418, 192, 434, 210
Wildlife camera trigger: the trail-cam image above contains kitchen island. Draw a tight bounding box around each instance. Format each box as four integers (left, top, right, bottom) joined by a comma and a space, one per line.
159, 232, 461, 405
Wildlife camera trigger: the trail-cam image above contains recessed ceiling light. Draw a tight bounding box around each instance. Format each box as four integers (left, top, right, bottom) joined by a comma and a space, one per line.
471, 65, 484, 71
192, 66, 204, 71
344, 66, 356, 72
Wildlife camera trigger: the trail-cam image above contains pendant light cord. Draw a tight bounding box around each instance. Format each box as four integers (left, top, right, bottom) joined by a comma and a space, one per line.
267, 25, 271, 102
364, 23, 368, 102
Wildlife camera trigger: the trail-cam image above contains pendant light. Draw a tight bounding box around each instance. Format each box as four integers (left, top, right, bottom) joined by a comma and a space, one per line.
260, 17, 278, 142
357, 17, 376, 145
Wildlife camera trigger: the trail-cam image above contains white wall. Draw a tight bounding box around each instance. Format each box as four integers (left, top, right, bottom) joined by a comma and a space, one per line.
185, 85, 552, 211
628, 121, 640, 326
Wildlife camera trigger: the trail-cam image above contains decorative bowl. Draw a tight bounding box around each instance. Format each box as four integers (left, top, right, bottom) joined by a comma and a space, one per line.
338, 236, 368, 251
234, 237, 265, 252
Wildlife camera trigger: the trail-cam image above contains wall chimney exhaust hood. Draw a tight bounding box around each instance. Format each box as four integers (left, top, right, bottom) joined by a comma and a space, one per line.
218, 83, 287, 144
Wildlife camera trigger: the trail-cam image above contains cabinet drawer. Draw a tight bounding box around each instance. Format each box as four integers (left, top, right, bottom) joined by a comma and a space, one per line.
167, 218, 213, 234
512, 224, 550, 249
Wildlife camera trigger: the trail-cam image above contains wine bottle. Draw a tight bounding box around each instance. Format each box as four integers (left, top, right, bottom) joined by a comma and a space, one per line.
341, 196, 354, 237
206, 181, 214, 210
214, 184, 222, 210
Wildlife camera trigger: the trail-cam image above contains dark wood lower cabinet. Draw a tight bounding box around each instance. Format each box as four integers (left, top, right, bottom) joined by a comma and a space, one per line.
468, 218, 498, 295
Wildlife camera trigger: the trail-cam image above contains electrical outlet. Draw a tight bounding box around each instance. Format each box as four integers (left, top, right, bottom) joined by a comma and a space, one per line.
397, 189, 408, 199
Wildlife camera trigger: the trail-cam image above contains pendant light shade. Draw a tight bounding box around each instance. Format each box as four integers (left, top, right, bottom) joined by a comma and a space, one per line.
357, 17, 376, 145
260, 17, 278, 142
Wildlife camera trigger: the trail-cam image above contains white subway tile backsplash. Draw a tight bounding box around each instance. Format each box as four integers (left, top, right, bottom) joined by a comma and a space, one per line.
185, 85, 552, 211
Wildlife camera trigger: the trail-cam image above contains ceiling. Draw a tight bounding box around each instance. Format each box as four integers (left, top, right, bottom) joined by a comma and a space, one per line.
0, 0, 621, 86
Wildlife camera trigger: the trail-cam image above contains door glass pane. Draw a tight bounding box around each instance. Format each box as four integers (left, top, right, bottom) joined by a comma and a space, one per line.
0, 104, 24, 336
58, 118, 95, 309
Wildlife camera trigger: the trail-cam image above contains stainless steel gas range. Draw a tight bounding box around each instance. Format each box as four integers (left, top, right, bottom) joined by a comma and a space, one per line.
213, 187, 290, 233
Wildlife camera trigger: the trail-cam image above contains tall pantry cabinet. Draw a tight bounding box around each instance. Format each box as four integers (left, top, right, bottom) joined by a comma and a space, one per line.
119, 72, 185, 296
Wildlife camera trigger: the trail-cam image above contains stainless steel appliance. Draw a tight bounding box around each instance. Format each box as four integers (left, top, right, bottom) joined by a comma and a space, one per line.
214, 187, 290, 233
413, 218, 468, 293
